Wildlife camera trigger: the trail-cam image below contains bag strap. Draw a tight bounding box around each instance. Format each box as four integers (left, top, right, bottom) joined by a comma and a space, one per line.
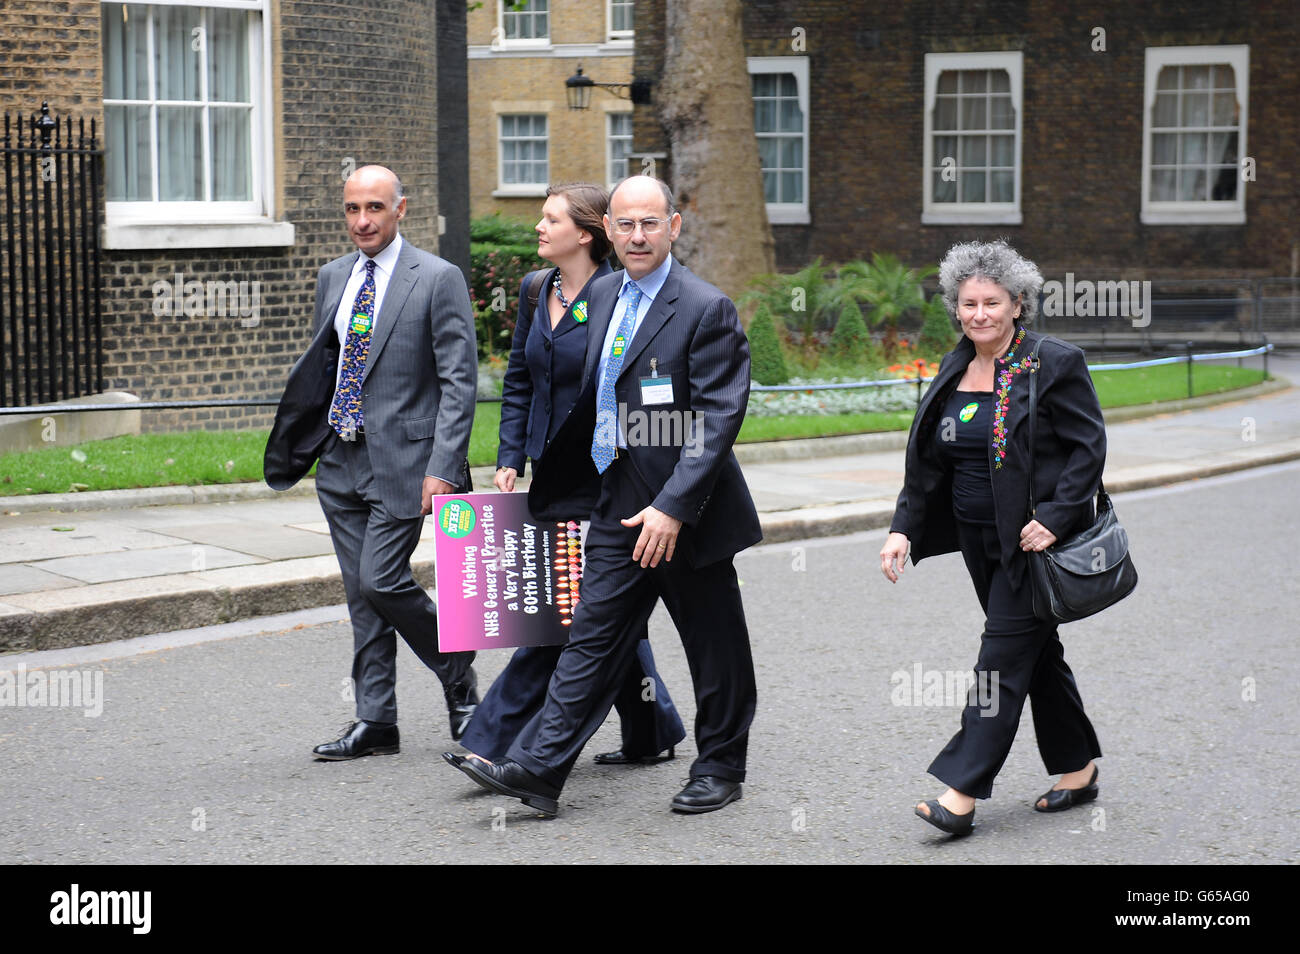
1026, 337, 1106, 522
1026, 337, 1043, 518
525, 268, 547, 319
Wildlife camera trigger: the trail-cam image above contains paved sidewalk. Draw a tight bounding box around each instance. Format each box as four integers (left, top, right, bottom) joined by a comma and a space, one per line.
1, 379, 1296, 653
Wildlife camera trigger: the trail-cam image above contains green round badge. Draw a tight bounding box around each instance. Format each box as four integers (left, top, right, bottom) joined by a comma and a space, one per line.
959, 401, 979, 423
438, 499, 477, 538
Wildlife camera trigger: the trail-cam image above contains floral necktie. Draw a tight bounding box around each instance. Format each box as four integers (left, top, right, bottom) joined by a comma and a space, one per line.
329, 259, 377, 439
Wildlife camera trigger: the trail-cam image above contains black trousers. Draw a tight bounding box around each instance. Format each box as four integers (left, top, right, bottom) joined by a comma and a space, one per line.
459, 637, 686, 762
507, 455, 756, 789
927, 520, 1102, 799
316, 434, 475, 724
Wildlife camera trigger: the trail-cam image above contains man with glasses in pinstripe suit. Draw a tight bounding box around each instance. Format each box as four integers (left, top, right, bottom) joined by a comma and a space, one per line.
450, 176, 760, 817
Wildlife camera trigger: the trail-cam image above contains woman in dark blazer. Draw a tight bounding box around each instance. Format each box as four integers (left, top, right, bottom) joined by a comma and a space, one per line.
880, 239, 1106, 836
455, 183, 685, 764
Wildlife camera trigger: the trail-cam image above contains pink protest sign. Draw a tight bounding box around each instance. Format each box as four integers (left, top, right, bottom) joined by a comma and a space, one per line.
432, 491, 582, 652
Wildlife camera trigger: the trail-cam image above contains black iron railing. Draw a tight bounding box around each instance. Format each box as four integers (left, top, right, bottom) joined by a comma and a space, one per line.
1, 102, 104, 407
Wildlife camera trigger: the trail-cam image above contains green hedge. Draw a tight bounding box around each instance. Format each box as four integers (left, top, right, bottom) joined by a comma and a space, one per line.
470, 241, 545, 358
470, 211, 538, 245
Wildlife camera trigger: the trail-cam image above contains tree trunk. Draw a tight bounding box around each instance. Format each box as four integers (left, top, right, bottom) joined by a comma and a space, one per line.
658, 0, 775, 301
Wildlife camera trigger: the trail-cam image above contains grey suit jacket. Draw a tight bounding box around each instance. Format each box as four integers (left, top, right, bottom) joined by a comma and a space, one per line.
264, 238, 478, 520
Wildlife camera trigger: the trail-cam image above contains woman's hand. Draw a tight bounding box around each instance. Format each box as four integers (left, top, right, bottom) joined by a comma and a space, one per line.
1019, 519, 1057, 552
880, 532, 910, 583
493, 467, 518, 493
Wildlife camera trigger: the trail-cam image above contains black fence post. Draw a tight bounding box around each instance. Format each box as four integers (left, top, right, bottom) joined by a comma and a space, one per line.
1, 103, 104, 407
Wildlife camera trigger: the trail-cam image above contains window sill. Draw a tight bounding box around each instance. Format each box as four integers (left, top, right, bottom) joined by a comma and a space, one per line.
767, 206, 811, 226
491, 40, 552, 52
1141, 208, 1246, 226
492, 187, 548, 198
102, 219, 296, 250
922, 210, 1023, 226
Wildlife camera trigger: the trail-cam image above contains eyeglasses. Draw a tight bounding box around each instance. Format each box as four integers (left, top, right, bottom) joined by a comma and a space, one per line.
611, 217, 669, 235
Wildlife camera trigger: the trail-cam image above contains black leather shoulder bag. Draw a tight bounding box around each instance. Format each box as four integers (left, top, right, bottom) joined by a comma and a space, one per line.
1025, 339, 1138, 623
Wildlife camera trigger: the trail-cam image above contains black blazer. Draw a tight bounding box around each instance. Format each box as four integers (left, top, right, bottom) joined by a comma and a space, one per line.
527, 256, 762, 568
496, 262, 612, 472
889, 328, 1106, 588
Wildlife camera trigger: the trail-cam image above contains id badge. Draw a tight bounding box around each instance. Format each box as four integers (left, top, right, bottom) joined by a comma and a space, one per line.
640, 375, 673, 405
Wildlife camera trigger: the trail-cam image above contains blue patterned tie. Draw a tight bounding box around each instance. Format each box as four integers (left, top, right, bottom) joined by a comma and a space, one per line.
329, 259, 377, 438
591, 281, 642, 473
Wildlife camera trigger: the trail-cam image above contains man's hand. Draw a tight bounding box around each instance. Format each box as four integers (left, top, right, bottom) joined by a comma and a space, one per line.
621, 506, 683, 568
493, 467, 518, 493
880, 531, 910, 583
422, 475, 456, 515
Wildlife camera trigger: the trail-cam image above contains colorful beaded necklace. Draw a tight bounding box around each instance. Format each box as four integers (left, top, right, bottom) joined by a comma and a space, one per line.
991, 326, 1031, 470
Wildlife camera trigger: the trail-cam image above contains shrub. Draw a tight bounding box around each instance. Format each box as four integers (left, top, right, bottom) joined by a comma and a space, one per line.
829, 300, 872, 368
919, 293, 958, 354
747, 304, 790, 385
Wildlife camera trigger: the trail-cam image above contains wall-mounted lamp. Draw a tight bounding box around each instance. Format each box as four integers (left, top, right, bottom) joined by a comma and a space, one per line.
565, 65, 653, 110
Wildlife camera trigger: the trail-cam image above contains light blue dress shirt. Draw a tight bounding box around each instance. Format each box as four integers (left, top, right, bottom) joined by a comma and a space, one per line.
596, 253, 674, 399
595, 254, 674, 449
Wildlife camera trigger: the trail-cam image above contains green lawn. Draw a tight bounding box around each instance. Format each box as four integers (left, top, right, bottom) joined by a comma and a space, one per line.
0, 363, 1269, 496
1091, 363, 1265, 405
738, 411, 915, 442
0, 430, 271, 496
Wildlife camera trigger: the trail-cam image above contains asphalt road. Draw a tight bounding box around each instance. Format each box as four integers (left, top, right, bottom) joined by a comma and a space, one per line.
1, 463, 1296, 864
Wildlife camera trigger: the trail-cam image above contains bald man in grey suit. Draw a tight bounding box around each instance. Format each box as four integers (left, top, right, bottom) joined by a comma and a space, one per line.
265, 165, 479, 759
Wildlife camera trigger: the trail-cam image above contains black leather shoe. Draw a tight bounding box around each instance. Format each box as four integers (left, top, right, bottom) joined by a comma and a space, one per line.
1034, 765, 1099, 813
915, 799, 975, 836
452, 757, 560, 817
594, 746, 676, 765
445, 670, 480, 742
312, 721, 399, 760
442, 751, 466, 769
670, 776, 742, 813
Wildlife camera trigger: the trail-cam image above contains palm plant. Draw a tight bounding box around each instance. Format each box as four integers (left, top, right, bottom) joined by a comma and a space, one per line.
838, 254, 937, 358
740, 258, 842, 344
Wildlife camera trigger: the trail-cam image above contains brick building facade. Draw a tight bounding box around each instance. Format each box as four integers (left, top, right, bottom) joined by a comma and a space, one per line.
467, 0, 635, 220
1, 0, 464, 429
632, 0, 1299, 282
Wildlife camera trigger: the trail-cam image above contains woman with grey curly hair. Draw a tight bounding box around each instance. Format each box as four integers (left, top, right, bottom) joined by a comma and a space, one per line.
880, 238, 1106, 837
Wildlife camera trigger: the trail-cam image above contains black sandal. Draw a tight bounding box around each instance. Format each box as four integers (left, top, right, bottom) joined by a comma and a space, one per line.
1034, 765, 1099, 813
915, 799, 975, 836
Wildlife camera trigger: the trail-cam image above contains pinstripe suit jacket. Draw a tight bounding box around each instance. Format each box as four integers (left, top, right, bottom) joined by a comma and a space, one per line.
264, 239, 478, 519
528, 256, 762, 567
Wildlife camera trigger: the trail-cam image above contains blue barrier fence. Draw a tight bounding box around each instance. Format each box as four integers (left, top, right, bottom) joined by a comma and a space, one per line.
0, 344, 1275, 416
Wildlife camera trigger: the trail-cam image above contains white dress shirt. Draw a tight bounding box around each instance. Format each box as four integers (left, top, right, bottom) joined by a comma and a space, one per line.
332, 233, 404, 388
